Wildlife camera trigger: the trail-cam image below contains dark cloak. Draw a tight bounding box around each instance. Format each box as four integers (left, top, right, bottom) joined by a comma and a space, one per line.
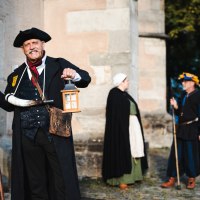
102, 87, 148, 181
0, 56, 91, 200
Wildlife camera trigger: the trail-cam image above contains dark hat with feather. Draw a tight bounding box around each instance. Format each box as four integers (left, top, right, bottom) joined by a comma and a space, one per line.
178, 72, 199, 85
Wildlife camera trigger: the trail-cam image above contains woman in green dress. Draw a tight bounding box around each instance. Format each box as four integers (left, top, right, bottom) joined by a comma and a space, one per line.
102, 73, 148, 189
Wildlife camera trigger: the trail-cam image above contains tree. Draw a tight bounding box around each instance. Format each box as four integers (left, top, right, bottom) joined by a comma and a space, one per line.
166, 0, 200, 77
166, 0, 200, 39
165, 0, 200, 111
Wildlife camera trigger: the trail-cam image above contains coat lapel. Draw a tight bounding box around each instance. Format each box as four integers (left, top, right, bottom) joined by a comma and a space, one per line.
45, 57, 61, 91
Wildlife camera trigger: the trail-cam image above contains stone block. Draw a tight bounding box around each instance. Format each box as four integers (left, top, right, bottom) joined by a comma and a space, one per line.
0, 20, 4, 78
139, 11, 164, 33
0, 136, 12, 191
87, 138, 103, 153
90, 65, 112, 85
72, 108, 106, 138
75, 138, 103, 178
107, 0, 129, 8
47, 32, 109, 69
74, 84, 110, 108
90, 52, 131, 66
67, 8, 130, 32
46, 0, 107, 11
138, 0, 152, 11
139, 99, 166, 113
109, 31, 130, 53
138, 89, 165, 100
139, 77, 154, 91
0, 110, 6, 137
142, 113, 173, 148
139, 0, 164, 11
144, 39, 166, 55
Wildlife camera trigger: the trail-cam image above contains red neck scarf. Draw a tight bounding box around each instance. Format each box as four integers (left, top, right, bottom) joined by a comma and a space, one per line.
27, 51, 45, 87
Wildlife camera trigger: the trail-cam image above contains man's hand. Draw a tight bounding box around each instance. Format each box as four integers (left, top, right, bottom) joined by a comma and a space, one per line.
199, 135, 200, 141
170, 97, 178, 110
61, 68, 76, 80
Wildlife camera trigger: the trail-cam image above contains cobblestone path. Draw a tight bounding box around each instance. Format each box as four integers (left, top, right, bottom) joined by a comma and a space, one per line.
80, 148, 200, 200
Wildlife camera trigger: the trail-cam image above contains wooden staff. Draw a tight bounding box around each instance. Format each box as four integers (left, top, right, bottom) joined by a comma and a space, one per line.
172, 107, 181, 190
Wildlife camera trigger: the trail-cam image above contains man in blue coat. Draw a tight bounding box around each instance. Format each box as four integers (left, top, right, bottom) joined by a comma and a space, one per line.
0, 27, 91, 200
161, 72, 200, 189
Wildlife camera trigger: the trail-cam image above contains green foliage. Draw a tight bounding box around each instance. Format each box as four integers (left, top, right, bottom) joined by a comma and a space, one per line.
166, 0, 200, 77
166, 0, 200, 39
166, 0, 200, 112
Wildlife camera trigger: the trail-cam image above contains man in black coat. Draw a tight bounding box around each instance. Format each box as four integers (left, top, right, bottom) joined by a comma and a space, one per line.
0, 27, 91, 200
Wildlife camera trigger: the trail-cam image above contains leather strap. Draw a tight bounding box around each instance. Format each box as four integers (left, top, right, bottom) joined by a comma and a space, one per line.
30, 71, 46, 100
30, 71, 50, 111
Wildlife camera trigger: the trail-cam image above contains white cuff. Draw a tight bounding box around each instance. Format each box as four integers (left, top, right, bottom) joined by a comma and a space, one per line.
72, 73, 81, 82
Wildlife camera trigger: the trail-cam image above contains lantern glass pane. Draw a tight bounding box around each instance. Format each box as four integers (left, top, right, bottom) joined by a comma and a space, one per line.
65, 94, 70, 101
66, 102, 71, 109
72, 102, 77, 109
71, 93, 77, 101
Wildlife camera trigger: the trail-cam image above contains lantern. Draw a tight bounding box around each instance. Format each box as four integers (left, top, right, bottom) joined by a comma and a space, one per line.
61, 80, 80, 113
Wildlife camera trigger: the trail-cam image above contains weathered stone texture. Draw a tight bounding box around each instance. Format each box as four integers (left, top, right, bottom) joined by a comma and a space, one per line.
72, 108, 106, 138
109, 31, 130, 53
138, 0, 165, 33
0, 0, 44, 189
0, 0, 167, 185
44, 0, 107, 11
0, 21, 4, 78
67, 8, 130, 32
107, 0, 129, 8
138, 37, 166, 113
74, 113, 173, 178
75, 139, 103, 177
0, 136, 12, 190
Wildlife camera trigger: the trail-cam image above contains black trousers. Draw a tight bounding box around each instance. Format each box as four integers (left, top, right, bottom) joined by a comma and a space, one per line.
21, 129, 65, 200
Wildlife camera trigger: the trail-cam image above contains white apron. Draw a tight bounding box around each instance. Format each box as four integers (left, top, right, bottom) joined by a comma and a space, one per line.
129, 115, 144, 158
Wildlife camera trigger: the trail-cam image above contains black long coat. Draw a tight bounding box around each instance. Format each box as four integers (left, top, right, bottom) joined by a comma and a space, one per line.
0, 56, 91, 200
102, 87, 148, 181
175, 89, 200, 140
166, 89, 200, 177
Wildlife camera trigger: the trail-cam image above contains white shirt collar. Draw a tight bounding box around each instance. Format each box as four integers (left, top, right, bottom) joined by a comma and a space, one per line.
26, 55, 47, 80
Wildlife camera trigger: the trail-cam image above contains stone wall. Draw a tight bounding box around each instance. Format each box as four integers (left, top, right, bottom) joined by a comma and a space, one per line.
138, 0, 166, 113
0, 0, 44, 189
43, 0, 138, 178
71, 0, 168, 178
0, 0, 168, 185
43, 0, 133, 142
74, 113, 173, 178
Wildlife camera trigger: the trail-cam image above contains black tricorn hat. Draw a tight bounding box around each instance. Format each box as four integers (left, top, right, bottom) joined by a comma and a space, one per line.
13, 27, 51, 47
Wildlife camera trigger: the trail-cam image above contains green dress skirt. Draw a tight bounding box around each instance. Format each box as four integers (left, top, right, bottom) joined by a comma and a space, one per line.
106, 158, 143, 186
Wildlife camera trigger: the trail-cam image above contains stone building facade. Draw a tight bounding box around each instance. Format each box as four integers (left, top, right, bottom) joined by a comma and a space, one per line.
0, 0, 169, 186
